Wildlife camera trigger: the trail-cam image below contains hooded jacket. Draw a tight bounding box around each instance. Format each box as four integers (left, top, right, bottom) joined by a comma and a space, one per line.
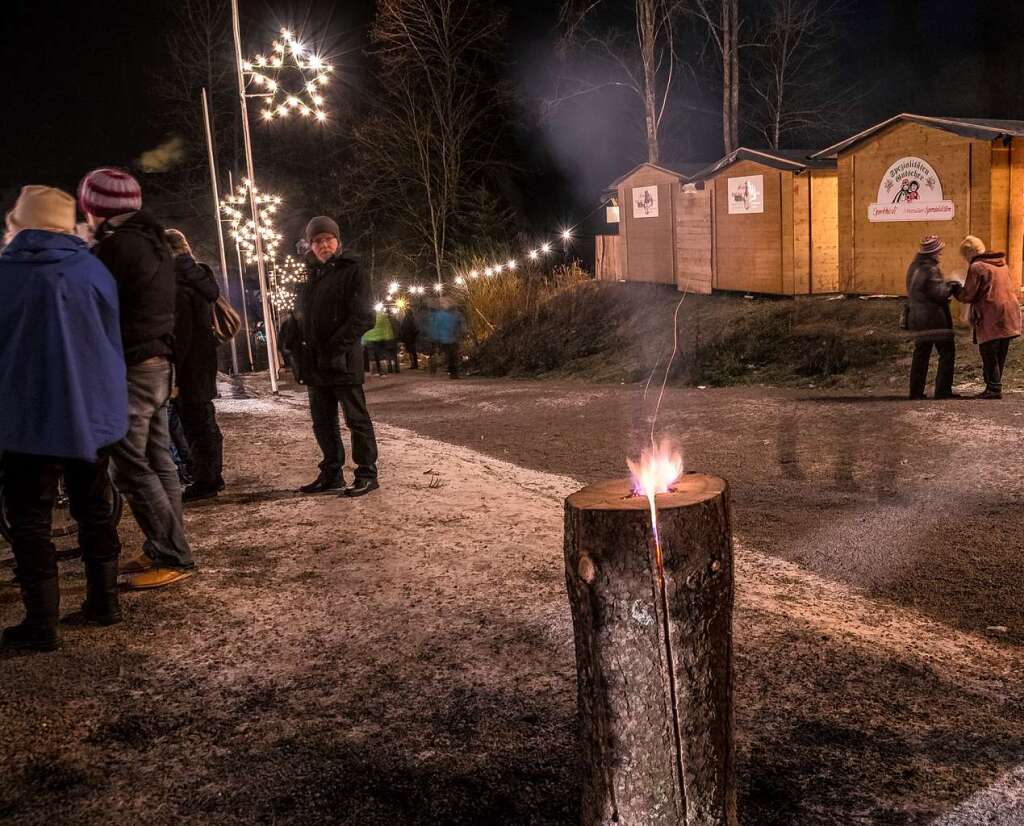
957, 252, 1022, 344
173, 254, 221, 402
0, 230, 128, 460
92, 210, 176, 365
906, 253, 956, 342
281, 252, 374, 386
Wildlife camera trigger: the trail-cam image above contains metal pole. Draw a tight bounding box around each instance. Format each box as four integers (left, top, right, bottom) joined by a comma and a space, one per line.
201, 87, 239, 375
228, 171, 255, 369
231, 0, 279, 392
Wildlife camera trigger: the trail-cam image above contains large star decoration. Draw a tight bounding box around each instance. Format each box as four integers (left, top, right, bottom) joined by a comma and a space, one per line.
243, 28, 332, 123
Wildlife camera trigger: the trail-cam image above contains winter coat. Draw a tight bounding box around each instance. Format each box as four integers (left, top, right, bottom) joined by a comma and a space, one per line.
173, 254, 220, 403
92, 210, 176, 365
413, 305, 434, 346
957, 252, 1022, 345
362, 310, 395, 344
282, 253, 373, 386
398, 309, 418, 344
905, 254, 956, 342
0, 230, 128, 461
429, 306, 466, 345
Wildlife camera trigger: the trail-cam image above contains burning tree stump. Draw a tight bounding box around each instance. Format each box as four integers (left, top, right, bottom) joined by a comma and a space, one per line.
564, 474, 735, 825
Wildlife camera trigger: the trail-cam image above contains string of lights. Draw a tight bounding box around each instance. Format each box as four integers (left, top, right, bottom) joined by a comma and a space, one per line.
243, 28, 332, 123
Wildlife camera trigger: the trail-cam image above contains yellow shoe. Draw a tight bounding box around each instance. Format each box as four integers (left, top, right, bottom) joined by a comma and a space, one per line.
119, 568, 194, 591
118, 552, 154, 574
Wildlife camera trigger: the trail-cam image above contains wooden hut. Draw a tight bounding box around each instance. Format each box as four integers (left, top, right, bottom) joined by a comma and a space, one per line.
811, 114, 1024, 295
595, 161, 706, 289
683, 148, 840, 296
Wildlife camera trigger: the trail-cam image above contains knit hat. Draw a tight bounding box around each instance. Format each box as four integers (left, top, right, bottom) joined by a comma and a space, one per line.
77, 167, 142, 218
959, 235, 985, 261
5, 185, 77, 235
918, 235, 945, 256
304, 216, 340, 243
164, 228, 192, 256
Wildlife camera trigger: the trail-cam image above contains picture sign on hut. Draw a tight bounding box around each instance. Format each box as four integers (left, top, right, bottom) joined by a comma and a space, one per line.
632, 185, 659, 218
868, 156, 955, 222
727, 175, 764, 214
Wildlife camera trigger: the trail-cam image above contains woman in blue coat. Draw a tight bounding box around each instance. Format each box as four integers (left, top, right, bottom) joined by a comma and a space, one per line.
0, 186, 128, 651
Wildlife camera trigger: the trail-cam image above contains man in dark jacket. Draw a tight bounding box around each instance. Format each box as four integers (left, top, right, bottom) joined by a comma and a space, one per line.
281, 217, 379, 496
166, 229, 225, 500
80, 168, 195, 588
905, 235, 959, 400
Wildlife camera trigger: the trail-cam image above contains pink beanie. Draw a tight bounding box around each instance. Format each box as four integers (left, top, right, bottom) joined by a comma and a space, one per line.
77, 167, 143, 218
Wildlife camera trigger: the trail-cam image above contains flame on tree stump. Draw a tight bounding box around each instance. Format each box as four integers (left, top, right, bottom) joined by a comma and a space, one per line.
564, 474, 736, 825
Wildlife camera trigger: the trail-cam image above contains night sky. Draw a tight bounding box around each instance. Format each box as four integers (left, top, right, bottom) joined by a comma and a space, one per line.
4, 0, 1024, 222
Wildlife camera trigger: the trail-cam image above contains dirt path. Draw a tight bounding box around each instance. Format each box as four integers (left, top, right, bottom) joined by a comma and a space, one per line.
1, 373, 1022, 825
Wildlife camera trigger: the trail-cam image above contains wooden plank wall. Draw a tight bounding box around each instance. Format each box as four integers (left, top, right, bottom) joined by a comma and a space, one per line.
848, 122, 976, 294
989, 143, 1011, 258
711, 160, 786, 294
781, 170, 795, 293
810, 170, 840, 293
1009, 137, 1024, 291
793, 174, 811, 294
594, 235, 622, 281
616, 167, 679, 284
838, 156, 855, 292
674, 185, 713, 294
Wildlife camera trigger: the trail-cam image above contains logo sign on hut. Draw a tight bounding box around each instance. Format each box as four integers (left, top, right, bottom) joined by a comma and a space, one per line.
868, 156, 955, 222
632, 185, 659, 218
727, 174, 764, 214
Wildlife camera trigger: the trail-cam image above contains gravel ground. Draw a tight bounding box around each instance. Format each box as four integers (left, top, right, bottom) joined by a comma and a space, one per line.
1, 370, 1022, 825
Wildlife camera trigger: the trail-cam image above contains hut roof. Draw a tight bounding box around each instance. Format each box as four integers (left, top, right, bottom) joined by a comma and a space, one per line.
812, 114, 1024, 159
606, 160, 708, 190
688, 147, 835, 182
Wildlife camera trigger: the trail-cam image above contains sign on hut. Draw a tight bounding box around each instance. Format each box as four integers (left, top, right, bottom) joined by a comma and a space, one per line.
683, 148, 840, 296
812, 114, 1024, 295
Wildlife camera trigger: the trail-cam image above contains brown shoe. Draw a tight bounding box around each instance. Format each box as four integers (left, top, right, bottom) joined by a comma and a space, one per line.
119, 568, 194, 591
974, 390, 1003, 399
118, 552, 154, 574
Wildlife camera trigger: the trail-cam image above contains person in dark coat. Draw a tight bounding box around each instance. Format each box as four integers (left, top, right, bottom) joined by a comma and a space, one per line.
80, 167, 195, 589
280, 217, 379, 497
166, 229, 225, 500
954, 235, 1022, 399
398, 305, 420, 369
0, 186, 128, 651
906, 235, 960, 400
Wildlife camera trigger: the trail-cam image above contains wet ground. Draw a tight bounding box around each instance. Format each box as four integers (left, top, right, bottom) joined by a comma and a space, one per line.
1, 369, 1022, 825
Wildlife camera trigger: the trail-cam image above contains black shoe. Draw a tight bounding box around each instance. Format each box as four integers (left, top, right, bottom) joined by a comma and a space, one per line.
215, 476, 226, 492
65, 561, 122, 627
300, 472, 345, 494
974, 390, 1003, 399
344, 478, 379, 498
934, 392, 962, 400
909, 393, 927, 400
1, 622, 60, 652
183, 483, 219, 502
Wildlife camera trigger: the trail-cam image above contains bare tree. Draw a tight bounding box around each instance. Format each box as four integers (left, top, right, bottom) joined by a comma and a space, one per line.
353, 0, 508, 283
551, 0, 687, 165
747, 0, 858, 149
690, 0, 741, 154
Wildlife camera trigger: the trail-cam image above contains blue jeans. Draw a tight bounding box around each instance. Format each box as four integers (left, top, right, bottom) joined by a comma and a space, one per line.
109, 359, 195, 569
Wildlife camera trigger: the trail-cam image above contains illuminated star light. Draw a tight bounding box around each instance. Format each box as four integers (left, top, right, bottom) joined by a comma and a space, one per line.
250, 27, 333, 124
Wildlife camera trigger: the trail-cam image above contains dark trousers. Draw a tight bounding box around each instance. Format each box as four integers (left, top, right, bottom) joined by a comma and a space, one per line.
178, 400, 224, 488
2, 452, 120, 623
403, 341, 419, 369
979, 337, 1012, 394
308, 384, 379, 481
909, 338, 955, 398
429, 343, 461, 378
167, 400, 192, 482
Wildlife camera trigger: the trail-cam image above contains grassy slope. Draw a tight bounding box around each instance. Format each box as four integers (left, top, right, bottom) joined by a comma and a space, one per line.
469, 282, 1022, 391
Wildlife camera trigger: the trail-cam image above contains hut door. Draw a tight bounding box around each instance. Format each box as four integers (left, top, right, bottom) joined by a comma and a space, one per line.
675, 185, 714, 295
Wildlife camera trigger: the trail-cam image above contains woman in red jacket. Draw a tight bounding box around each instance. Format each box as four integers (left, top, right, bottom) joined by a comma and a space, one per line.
955, 236, 1023, 399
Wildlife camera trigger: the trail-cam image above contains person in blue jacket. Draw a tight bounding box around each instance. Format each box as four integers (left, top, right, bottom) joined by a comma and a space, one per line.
0, 186, 129, 652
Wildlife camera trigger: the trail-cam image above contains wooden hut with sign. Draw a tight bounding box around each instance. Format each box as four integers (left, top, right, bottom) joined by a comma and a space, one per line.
596, 161, 707, 289
681, 148, 840, 296
811, 114, 1024, 295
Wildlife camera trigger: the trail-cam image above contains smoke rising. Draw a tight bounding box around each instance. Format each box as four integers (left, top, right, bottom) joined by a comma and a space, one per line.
137, 135, 187, 173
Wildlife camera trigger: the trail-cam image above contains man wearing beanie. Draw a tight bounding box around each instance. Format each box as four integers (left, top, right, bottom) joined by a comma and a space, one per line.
280, 216, 379, 496
0, 186, 128, 651
79, 167, 196, 588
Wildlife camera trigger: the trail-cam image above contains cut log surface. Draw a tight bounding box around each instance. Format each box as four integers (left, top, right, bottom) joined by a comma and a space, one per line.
564, 474, 736, 826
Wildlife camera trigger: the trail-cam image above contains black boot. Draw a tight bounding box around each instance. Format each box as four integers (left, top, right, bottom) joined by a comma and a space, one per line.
299, 470, 345, 494
2, 576, 60, 652
65, 560, 122, 626
344, 478, 380, 498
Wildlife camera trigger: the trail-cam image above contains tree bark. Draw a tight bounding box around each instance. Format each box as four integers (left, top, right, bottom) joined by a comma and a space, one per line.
564, 475, 736, 826
729, 0, 740, 150
721, 0, 734, 154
